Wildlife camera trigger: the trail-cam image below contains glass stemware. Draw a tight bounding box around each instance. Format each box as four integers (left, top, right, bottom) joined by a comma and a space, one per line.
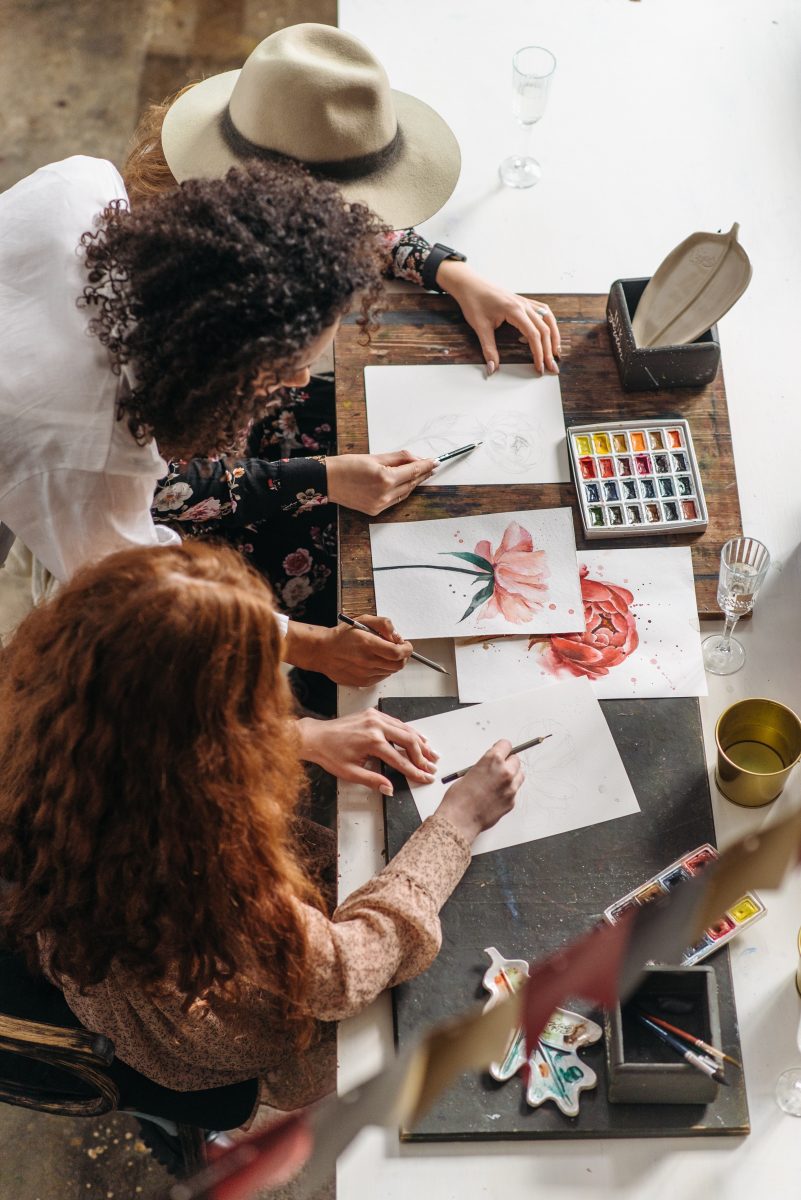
776, 1067, 801, 1116
499, 45, 556, 189
702, 536, 770, 675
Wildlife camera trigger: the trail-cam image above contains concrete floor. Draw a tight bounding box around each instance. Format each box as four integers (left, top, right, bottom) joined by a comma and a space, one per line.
0, 2, 335, 1197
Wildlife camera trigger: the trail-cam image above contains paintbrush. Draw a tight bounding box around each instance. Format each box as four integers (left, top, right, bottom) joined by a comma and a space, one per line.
634, 1014, 728, 1085
435, 441, 484, 463
640, 1010, 741, 1069
440, 733, 552, 784
336, 613, 450, 675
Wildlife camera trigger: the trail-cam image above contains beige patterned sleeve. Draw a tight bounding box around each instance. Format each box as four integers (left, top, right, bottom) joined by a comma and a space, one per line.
298, 811, 471, 1022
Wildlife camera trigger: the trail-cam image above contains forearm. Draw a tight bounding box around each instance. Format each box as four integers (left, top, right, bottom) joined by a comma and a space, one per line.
300, 811, 471, 1021
152, 455, 328, 531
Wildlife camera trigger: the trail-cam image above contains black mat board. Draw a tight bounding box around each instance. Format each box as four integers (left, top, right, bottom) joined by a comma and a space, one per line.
380, 696, 750, 1141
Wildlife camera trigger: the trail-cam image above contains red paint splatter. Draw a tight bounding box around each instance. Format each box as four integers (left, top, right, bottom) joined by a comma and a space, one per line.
548, 603, 557, 610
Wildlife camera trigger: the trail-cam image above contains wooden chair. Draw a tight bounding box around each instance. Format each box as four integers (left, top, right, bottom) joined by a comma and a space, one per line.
0, 951, 258, 1176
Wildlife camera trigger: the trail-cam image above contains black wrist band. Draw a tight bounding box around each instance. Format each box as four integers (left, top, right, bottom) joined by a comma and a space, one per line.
420, 243, 468, 292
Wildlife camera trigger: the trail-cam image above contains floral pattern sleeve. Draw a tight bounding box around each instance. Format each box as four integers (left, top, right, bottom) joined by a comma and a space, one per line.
152, 454, 328, 535
381, 228, 434, 287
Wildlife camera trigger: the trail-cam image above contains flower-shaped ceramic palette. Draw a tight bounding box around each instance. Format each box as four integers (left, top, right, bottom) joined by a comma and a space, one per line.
567, 419, 708, 538
369, 507, 583, 640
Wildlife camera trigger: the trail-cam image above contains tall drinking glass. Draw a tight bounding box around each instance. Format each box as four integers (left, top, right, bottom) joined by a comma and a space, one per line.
499, 45, 556, 189
702, 536, 770, 675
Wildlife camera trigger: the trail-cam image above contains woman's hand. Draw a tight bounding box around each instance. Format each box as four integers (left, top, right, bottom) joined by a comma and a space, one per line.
326, 451, 436, 516
435, 739, 524, 843
297, 709, 438, 793
435, 260, 561, 376
283, 616, 412, 686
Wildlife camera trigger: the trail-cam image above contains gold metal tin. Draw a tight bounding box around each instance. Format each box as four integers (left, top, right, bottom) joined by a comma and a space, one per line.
715, 698, 801, 807
796, 927, 801, 998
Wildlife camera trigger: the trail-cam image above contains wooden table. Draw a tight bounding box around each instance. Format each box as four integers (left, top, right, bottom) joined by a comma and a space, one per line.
336, 292, 742, 619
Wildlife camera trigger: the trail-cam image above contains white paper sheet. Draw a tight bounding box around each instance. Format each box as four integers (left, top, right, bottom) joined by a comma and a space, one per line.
364, 364, 570, 485
407, 678, 639, 855
455, 547, 707, 702
370, 507, 584, 640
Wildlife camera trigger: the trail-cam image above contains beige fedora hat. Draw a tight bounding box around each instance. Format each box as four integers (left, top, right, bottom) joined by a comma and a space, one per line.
161, 23, 461, 230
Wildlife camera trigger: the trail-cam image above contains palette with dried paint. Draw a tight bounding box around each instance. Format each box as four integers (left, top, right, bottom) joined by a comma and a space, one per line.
481, 946, 602, 1116
567, 419, 708, 539
603, 843, 765, 965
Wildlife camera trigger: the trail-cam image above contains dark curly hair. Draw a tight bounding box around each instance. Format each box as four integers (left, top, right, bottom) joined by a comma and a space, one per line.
79, 160, 387, 458
0, 541, 324, 1043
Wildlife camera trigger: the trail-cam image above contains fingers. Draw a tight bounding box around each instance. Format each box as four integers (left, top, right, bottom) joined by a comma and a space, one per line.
488, 738, 513, 762
534, 303, 561, 354
352, 630, 409, 664
346, 763, 396, 795
389, 456, 438, 488
356, 613, 406, 645
375, 741, 437, 784
474, 320, 500, 376
374, 449, 418, 468
508, 308, 555, 375
357, 710, 438, 777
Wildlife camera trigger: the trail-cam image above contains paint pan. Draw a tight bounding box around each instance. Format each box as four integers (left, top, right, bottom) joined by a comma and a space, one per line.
566, 419, 708, 540
603, 842, 766, 966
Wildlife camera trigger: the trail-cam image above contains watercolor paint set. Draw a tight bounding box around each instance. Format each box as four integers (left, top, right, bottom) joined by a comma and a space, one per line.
566, 418, 708, 539
604, 843, 766, 965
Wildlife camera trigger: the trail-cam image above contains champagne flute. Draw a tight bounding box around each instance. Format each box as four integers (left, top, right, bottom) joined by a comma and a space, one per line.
702, 536, 770, 675
499, 45, 556, 189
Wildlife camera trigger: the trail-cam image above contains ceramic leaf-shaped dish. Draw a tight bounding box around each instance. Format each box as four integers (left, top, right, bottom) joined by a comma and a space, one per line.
632, 223, 752, 348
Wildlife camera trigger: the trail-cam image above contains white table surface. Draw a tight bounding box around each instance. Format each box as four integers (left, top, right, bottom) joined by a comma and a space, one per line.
335, 2, 801, 1196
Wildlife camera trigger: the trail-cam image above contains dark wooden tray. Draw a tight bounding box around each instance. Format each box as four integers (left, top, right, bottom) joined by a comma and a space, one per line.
335, 292, 743, 619
380, 695, 749, 1141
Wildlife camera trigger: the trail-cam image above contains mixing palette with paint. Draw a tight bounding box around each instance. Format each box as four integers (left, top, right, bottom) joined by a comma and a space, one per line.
604, 843, 765, 965
567, 418, 708, 538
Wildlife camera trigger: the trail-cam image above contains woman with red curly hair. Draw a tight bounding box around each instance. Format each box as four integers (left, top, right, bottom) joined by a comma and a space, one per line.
0, 542, 522, 1106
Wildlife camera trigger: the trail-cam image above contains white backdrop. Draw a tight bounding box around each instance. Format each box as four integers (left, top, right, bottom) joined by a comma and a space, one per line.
336, 3, 801, 1197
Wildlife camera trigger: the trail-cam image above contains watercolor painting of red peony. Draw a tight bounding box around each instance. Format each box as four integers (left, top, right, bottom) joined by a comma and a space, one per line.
455, 547, 706, 702
369, 508, 583, 640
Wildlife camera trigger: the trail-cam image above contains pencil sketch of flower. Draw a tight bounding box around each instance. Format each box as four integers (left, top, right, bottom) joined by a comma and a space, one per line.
374, 519, 550, 625
528, 565, 638, 678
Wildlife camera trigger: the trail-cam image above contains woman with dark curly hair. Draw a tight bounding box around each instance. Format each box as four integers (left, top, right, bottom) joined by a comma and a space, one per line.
0, 151, 431, 683
0, 540, 522, 1106
125, 24, 561, 651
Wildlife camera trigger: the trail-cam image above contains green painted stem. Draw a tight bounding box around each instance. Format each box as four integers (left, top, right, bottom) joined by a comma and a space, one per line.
373, 564, 490, 577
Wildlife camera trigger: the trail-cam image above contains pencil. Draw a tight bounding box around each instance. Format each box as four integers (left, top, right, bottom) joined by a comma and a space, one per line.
635, 1014, 728, 1085
336, 613, 450, 675
639, 1010, 741, 1069
435, 441, 484, 463
440, 733, 552, 784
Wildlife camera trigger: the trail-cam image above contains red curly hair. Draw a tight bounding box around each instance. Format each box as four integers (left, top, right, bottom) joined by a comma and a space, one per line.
0, 542, 324, 1040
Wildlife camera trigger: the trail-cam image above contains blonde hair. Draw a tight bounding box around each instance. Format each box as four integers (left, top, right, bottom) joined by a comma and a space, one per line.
122, 84, 197, 204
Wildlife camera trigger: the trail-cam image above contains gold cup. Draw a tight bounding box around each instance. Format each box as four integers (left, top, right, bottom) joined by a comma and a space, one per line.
715, 698, 801, 807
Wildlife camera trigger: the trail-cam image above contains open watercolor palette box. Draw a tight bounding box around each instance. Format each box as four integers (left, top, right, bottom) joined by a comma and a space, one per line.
567, 419, 708, 539
604, 843, 766, 965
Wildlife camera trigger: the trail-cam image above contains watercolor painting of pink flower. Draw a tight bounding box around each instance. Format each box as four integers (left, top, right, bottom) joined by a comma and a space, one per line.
528, 564, 638, 678
374, 519, 550, 624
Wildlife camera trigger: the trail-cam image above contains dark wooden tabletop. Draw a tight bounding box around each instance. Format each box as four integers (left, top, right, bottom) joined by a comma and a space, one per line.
335, 292, 743, 620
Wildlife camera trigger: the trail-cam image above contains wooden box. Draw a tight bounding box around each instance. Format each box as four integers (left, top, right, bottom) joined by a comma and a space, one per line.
605, 966, 721, 1105
607, 278, 721, 392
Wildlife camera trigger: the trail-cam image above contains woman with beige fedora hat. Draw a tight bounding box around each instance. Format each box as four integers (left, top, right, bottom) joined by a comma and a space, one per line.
123, 24, 561, 699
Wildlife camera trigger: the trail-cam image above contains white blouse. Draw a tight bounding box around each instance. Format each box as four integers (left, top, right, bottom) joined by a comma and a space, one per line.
0, 156, 178, 582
